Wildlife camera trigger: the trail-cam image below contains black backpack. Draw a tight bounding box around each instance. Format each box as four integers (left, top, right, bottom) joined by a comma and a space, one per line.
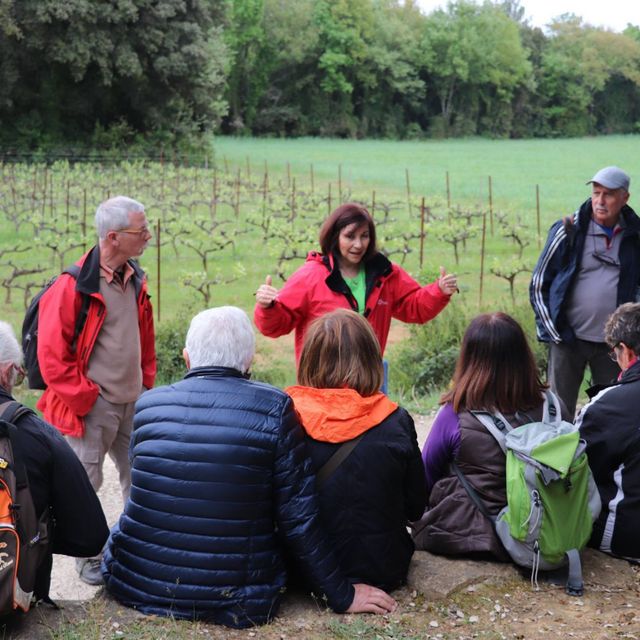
0, 401, 54, 614
21, 265, 90, 390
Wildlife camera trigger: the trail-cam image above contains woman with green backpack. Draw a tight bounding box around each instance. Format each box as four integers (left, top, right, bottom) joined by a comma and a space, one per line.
412, 312, 574, 560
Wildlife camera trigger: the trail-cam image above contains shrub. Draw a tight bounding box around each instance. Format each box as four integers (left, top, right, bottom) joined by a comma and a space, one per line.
154, 315, 190, 386
389, 301, 548, 397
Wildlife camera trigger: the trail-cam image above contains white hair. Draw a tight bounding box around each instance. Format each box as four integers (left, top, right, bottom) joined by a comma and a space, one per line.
185, 307, 255, 372
95, 196, 145, 240
0, 321, 22, 386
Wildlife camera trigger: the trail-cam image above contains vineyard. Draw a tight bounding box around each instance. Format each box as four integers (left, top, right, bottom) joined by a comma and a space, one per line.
0, 158, 543, 318
0, 156, 551, 393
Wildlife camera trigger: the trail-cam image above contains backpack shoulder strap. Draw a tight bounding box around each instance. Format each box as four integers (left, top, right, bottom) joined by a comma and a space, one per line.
62, 264, 81, 279
0, 400, 34, 425
470, 410, 513, 454
315, 433, 365, 489
562, 215, 577, 247
542, 389, 562, 425
62, 264, 90, 347
0, 401, 34, 491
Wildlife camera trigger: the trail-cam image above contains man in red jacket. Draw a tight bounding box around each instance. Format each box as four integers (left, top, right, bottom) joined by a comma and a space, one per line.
36, 195, 156, 585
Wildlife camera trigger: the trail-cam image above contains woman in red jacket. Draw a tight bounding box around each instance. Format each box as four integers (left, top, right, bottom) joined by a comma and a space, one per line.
254, 202, 458, 364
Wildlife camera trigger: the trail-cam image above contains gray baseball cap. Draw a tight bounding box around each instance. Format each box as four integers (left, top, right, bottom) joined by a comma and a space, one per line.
587, 166, 630, 191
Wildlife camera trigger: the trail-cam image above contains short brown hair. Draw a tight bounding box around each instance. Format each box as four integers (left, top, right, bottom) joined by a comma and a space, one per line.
298, 309, 383, 396
605, 302, 640, 355
441, 312, 545, 413
318, 203, 377, 260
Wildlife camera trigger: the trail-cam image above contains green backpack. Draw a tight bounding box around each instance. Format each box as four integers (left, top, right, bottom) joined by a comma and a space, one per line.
456, 390, 601, 596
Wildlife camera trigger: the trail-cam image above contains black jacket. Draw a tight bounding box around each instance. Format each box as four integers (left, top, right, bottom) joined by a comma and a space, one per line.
0, 387, 108, 599
530, 199, 640, 343
577, 359, 640, 559
304, 407, 426, 591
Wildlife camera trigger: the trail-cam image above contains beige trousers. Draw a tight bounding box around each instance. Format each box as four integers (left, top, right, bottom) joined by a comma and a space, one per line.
66, 394, 135, 505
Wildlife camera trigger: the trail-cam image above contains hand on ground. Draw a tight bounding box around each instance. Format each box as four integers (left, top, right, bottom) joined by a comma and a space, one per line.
346, 583, 397, 615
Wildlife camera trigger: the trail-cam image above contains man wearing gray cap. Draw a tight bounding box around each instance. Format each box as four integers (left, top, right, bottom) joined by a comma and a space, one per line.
530, 166, 640, 417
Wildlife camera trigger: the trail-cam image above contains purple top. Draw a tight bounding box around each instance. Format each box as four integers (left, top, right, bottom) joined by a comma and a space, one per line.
421, 403, 461, 495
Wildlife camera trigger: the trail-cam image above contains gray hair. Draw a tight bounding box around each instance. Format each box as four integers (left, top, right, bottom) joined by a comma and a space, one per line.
185, 306, 255, 372
0, 321, 22, 386
95, 196, 145, 240
605, 302, 640, 355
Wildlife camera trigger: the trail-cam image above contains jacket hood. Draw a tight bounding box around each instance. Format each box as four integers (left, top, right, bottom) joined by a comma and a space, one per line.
286, 385, 398, 442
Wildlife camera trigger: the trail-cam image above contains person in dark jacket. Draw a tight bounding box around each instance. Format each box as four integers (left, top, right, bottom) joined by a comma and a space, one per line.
287, 309, 426, 591
530, 166, 640, 417
414, 312, 570, 559
577, 302, 640, 561
102, 306, 396, 628
0, 320, 109, 609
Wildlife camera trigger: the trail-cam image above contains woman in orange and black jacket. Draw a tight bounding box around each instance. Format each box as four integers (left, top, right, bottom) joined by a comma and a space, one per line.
286, 308, 426, 591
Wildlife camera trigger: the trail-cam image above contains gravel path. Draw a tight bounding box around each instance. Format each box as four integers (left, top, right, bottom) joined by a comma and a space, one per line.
49, 455, 122, 601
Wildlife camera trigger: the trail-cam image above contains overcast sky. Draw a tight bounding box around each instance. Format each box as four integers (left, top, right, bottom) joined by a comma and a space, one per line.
413, 0, 640, 33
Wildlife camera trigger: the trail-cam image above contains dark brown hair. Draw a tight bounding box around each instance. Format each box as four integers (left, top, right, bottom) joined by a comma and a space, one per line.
441, 312, 546, 413
318, 203, 377, 260
298, 309, 383, 396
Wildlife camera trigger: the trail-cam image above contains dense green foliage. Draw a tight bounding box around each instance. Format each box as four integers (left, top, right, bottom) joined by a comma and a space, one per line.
390, 301, 548, 396
2, 0, 640, 147
220, 0, 640, 139
0, 0, 228, 150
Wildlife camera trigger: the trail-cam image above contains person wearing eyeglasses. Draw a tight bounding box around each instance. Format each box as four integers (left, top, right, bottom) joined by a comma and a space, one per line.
576, 303, 640, 561
0, 320, 109, 607
530, 167, 640, 417
36, 196, 156, 586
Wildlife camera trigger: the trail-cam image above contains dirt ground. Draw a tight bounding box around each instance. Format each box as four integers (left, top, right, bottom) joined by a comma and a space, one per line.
46, 411, 640, 640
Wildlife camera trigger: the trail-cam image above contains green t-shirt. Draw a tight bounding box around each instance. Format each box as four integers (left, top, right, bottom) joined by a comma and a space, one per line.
343, 268, 366, 314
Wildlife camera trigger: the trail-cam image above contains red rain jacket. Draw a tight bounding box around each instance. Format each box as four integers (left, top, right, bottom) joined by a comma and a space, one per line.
36, 246, 156, 437
254, 251, 450, 362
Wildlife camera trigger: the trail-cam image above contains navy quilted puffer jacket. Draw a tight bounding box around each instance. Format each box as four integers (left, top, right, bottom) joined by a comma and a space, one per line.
102, 367, 354, 628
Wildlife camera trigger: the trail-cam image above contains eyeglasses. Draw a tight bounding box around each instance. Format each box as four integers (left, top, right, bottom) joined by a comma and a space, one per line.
12, 364, 26, 386
608, 343, 622, 362
116, 226, 151, 237
592, 251, 620, 268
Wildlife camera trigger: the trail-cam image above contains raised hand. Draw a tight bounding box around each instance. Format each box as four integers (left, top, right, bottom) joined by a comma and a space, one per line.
437, 266, 458, 296
255, 275, 279, 308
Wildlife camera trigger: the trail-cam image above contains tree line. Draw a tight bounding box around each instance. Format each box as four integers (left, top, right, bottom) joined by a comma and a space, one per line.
2, 0, 640, 150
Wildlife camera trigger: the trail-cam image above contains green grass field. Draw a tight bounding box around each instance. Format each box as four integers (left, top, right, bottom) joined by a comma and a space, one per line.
2, 135, 637, 402
211, 135, 640, 215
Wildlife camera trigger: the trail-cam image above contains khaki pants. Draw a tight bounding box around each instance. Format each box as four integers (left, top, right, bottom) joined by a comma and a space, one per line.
66, 394, 135, 504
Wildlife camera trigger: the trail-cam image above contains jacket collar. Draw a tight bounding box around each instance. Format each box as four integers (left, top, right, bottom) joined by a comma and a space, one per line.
184, 366, 250, 380
0, 386, 13, 404
321, 251, 393, 300
619, 358, 640, 384
76, 245, 145, 297
587, 358, 640, 398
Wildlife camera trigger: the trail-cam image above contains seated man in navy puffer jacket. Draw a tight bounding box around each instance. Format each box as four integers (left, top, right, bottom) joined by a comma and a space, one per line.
102, 306, 396, 628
